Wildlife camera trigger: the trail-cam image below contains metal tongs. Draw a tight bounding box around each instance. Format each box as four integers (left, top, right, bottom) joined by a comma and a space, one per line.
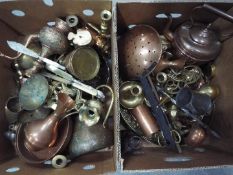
6, 41, 105, 100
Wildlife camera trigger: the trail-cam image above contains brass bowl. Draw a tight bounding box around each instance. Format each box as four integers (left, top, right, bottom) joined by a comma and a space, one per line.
15, 117, 73, 164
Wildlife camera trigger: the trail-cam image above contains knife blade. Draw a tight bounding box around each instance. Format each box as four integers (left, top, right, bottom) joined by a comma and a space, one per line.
7, 40, 65, 70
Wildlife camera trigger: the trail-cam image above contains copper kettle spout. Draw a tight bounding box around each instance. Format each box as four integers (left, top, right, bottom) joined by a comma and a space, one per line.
154, 56, 185, 73
163, 14, 174, 42
24, 93, 75, 152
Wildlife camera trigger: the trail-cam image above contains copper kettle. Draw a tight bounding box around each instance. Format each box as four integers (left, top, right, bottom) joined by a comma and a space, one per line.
163, 4, 233, 64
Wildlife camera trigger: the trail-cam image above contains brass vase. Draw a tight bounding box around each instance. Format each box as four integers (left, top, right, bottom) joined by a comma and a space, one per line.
23, 93, 75, 151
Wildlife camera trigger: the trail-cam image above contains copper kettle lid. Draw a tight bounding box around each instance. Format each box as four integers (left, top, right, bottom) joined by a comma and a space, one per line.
118, 25, 162, 79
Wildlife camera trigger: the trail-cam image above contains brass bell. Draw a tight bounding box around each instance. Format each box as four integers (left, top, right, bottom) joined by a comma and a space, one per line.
197, 85, 220, 99
119, 81, 144, 109
166, 104, 188, 121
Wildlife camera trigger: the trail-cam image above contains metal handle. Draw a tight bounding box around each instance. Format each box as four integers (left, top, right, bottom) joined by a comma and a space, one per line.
203, 4, 233, 23
191, 4, 233, 25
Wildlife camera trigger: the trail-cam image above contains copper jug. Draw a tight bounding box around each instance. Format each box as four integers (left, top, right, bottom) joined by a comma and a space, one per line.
24, 93, 75, 151
163, 4, 233, 64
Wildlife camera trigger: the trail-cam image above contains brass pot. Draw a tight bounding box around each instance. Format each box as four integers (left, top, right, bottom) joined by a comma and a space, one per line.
63, 47, 100, 81
119, 81, 144, 109
197, 85, 220, 99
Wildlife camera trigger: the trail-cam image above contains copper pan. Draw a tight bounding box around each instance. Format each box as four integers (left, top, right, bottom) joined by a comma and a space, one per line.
118, 25, 185, 80
14, 117, 73, 164
118, 25, 162, 80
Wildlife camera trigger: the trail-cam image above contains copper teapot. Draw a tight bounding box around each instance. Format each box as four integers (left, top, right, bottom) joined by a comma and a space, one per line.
163, 4, 233, 64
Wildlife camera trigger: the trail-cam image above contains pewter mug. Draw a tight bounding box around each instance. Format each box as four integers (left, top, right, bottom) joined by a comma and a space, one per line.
5, 96, 22, 124
176, 87, 213, 116
68, 116, 113, 159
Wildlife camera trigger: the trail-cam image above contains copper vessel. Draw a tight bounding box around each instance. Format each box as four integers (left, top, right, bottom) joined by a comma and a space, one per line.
119, 81, 144, 109
130, 104, 159, 138
118, 25, 162, 79
15, 117, 73, 164
18, 107, 51, 123
39, 18, 70, 57
24, 93, 75, 151
163, 4, 233, 64
186, 126, 206, 147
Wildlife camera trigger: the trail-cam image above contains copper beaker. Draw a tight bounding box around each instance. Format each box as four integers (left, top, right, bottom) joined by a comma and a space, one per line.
24, 93, 75, 151
130, 104, 159, 138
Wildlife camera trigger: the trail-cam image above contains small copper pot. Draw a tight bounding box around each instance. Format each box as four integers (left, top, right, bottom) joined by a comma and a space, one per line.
186, 126, 206, 147
130, 104, 159, 138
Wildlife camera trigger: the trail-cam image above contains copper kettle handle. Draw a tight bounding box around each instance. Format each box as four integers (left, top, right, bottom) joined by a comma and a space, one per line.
190, 4, 233, 25
163, 14, 174, 42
